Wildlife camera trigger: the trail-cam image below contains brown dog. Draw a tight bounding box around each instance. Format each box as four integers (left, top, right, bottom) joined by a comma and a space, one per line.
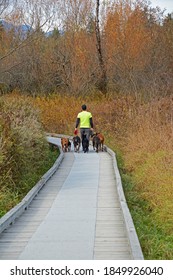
97, 133, 104, 151
61, 138, 71, 152
92, 132, 104, 152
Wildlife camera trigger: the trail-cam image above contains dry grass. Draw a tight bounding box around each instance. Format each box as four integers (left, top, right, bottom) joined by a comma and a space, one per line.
123, 103, 173, 234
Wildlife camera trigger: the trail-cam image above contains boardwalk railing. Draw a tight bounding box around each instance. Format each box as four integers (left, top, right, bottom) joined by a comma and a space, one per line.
0, 137, 64, 235
106, 146, 143, 259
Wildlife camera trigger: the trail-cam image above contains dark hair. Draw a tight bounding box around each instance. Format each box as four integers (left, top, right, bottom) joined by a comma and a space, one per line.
82, 104, 87, 110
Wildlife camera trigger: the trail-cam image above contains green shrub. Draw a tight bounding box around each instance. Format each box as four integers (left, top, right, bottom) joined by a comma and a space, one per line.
0, 94, 59, 217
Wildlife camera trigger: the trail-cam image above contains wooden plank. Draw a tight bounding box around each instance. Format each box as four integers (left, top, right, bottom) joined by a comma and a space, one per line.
94, 153, 133, 260
0, 152, 74, 259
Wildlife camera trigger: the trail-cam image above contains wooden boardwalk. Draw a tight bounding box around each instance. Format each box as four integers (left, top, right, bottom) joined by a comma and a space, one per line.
0, 136, 143, 260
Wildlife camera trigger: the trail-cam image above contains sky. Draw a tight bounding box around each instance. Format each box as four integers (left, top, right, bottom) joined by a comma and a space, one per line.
150, 0, 173, 13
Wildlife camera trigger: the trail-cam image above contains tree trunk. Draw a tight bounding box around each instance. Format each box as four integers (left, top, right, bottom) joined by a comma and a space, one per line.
95, 0, 107, 95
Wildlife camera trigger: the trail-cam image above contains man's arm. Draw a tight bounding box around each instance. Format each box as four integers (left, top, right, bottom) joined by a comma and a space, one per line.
75, 118, 80, 129
90, 117, 93, 129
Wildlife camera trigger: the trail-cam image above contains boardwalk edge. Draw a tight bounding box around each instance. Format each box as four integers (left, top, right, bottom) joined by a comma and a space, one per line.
106, 146, 144, 260
0, 137, 64, 234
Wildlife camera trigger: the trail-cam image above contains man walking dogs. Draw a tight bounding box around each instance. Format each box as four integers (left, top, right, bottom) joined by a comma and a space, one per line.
74, 104, 94, 152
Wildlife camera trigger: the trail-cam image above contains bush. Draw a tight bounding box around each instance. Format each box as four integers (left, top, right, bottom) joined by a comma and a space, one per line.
0, 93, 58, 217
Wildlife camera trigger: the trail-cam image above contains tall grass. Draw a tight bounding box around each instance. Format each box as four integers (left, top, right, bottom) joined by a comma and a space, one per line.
0, 93, 59, 217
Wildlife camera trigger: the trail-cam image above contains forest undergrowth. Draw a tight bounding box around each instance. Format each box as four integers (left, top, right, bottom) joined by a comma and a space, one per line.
0, 94, 59, 217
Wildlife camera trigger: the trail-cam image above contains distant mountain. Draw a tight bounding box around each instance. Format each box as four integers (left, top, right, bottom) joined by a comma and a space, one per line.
44, 28, 64, 38
44, 30, 53, 37
0, 19, 32, 38
0, 19, 64, 38
0, 20, 13, 30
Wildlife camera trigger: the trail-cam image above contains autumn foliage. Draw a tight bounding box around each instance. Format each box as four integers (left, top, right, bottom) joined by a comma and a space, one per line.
1, 0, 173, 259
1, 1, 173, 96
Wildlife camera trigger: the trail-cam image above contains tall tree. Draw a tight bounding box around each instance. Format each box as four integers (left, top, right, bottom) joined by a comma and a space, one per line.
95, 0, 107, 95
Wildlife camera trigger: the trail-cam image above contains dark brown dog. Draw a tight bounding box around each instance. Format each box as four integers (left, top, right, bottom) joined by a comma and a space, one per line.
92, 132, 104, 152
61, 138, 71, 152
73, 135, 81, 152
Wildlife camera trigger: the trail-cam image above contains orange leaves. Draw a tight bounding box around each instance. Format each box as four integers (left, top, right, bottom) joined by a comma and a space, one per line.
104, 3, 153, 73
124, 9, 152, 66
35, 95, 81, 134
71, 31, 96, 73
105, 9, 122, 57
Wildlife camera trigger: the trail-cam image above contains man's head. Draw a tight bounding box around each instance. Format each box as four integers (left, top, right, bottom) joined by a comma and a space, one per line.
82, 104, 87, 110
